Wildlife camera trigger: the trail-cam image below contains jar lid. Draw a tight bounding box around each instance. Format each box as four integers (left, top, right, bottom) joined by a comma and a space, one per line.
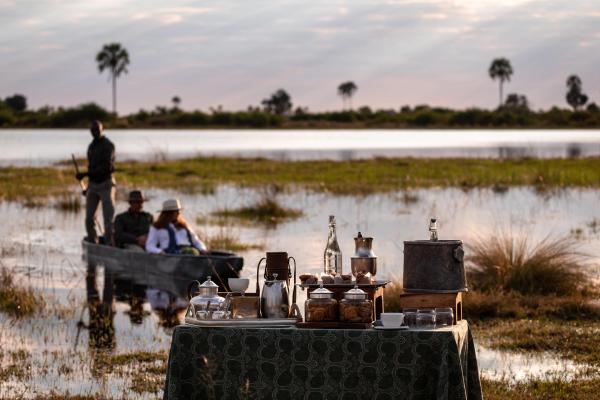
310, 283, 334, 299
344, 285, 367, 300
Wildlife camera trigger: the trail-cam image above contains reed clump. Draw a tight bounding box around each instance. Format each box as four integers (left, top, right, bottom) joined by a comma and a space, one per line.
466, 234, 588, 296
0, 267, 42, 318
212, 197, 303, 226
55, 194, 82, 213
206, 230, 264, 252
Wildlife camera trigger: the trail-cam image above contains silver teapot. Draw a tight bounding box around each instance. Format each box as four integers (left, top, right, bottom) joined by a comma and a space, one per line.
188, 276, 230, 319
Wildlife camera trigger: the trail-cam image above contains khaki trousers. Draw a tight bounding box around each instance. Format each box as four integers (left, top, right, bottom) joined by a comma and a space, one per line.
85, 178, 115, 244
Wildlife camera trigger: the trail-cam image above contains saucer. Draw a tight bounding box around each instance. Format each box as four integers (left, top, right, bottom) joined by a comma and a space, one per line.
373, 325, 409, 330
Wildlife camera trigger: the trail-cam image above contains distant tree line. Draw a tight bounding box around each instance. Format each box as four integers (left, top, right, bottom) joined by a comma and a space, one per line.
2, 44, 600, 128
2, 96, 600, 129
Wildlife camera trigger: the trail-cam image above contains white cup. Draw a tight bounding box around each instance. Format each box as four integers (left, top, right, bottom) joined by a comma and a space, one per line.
380, 312, 404, 328
228, 278, 250, 293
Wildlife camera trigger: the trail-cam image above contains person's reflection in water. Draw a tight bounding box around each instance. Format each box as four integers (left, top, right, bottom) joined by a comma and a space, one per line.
85, 262, 116, 350
146, 288, 187, 328
115, 279, 149, 325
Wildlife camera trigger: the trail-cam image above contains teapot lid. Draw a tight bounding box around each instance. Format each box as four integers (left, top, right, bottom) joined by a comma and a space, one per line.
200, 276, 218, 289
310, 283, 334, 299
344, 285, 367, 300
193, 276, 221, 298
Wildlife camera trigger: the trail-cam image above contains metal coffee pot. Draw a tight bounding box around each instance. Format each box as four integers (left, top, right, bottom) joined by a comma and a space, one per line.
350, 232, 377, 276
256, 253, 299, 319
260, 273, 290, 318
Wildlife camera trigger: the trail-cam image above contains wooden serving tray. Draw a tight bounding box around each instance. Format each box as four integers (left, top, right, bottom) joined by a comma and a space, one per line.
296, 321, 372, 330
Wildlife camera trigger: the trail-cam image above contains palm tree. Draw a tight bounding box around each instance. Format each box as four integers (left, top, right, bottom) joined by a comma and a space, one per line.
261, 89, 293, 115
488, 58, 513, 107
337, 81, 358, 110
172, 96, 181, 109
565, 75, 588, 111
96, 43, 130, 115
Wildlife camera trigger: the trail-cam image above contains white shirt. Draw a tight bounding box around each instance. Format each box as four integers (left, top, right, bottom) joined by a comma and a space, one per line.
145, 224, 207, 254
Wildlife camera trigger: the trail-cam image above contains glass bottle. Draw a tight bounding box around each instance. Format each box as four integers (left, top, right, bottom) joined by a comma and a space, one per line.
429, 218, 438, 241
324, 215, 342, 274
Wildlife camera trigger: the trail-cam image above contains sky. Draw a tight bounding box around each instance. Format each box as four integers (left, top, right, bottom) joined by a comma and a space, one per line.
1, 0, 600, 114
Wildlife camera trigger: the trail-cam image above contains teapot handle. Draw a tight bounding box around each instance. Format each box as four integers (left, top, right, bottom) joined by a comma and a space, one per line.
288, 256, 297, 305
256, 257, 266, 296
187, 280, 202, 301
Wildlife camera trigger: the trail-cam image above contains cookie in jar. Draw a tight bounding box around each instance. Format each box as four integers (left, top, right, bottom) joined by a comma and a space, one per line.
305, 283, 338, 322
339, 285, 372, 323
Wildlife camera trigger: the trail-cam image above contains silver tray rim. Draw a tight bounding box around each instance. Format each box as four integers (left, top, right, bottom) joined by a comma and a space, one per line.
185, 316, 301, 327
298, 279, 390, 288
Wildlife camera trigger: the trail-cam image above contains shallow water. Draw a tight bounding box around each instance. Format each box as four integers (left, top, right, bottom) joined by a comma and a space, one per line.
1, 186, 599, 397
476, 345, 589, 382
1, 129, 600, 165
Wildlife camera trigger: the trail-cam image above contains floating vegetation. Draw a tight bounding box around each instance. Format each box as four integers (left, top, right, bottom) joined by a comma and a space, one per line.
0, 267, 42, 318
212, 198, 303, 227
205, 230, 264, 252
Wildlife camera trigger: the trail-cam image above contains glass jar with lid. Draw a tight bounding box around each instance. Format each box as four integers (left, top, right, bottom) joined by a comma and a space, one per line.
435, 307, 454, 327
305, 283, 338, 322
339, 285, 373, 323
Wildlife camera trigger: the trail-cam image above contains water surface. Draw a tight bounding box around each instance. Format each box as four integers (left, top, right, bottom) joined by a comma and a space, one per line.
1, 129, 600, 166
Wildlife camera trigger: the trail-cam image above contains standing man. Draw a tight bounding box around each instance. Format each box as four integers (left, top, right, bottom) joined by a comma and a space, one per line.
114, 190, 153, 250
76, 120, 116, 244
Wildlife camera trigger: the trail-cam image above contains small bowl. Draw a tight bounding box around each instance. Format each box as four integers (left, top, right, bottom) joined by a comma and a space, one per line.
228, 278, 250, 293
380, 312, 404, 328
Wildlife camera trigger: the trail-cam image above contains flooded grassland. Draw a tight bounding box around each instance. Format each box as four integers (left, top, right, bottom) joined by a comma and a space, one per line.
1, 177, 599, 398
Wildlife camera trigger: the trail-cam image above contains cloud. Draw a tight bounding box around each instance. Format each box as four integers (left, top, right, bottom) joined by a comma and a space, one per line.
39, 43, 64, 50
129, 6, 213, 25
158, 14, 183, 25
419, 12, 447, 20
21, 17, 42, 26
310, 27, 349, 36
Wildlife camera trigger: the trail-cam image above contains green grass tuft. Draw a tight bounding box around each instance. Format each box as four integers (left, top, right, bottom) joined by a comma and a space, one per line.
0, 268, 43, 318
212, 197, 303, 226
466, 233, 588, 296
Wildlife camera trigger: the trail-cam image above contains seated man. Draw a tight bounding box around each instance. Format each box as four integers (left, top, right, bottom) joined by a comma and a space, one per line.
114, 190, 153, 250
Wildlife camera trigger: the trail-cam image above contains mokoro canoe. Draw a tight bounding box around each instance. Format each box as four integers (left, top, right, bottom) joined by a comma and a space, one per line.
82, 240, 243, 295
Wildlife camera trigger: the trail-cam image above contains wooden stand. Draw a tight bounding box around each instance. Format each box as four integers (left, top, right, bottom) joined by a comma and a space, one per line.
398, 292, 462, 324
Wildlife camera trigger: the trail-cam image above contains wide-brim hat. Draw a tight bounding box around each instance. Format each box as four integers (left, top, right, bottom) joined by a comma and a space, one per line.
128, 190, 145, 202
159, 198, 182, 212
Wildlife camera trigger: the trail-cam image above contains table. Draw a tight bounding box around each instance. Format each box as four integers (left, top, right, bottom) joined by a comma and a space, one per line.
163, 321, 482, 400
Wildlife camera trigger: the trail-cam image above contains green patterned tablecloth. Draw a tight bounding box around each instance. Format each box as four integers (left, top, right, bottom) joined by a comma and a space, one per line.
164, 320, 482, 400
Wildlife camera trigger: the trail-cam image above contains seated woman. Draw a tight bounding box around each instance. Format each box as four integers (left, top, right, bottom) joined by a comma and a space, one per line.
145, 199, 208, 255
